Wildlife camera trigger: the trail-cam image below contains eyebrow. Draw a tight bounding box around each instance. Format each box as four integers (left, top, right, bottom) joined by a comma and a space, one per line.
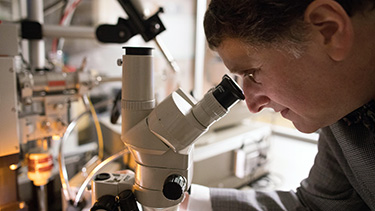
226, 63, 246, 74
229, 68, 253, 75
226, 58, 260, 75
229, 69, 243, 75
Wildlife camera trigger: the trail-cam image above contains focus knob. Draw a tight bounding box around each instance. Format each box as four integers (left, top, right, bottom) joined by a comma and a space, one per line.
91, 195, 117, 211
118, 190, 139, 211
162, 175, 186, 200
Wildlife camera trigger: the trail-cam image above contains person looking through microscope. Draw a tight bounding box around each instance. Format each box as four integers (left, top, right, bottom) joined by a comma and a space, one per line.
182, 0, 375, 210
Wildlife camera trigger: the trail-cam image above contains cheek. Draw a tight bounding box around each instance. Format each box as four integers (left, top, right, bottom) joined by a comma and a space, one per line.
270, 84, 310, 110
266, 79, 313, 114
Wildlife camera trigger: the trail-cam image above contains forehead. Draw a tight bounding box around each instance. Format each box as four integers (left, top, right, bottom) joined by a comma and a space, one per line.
216, 39, 262, 73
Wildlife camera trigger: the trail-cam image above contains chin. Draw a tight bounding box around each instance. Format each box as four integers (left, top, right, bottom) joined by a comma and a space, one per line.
293, 122, 321, 134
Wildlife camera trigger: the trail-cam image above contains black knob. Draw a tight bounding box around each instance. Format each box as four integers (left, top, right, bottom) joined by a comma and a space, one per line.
94, 173, 111, 181
162, 175, 186, 200
118, 190, 139, 211
91, 195, 117, 211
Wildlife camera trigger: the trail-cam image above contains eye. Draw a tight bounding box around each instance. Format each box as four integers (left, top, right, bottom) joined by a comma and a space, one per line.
244, 69, 260, 84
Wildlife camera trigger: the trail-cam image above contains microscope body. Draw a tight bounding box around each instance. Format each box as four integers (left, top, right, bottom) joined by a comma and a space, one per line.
119, 47, 194, 209
92, 47, 244, 210
124, 89, 199, 208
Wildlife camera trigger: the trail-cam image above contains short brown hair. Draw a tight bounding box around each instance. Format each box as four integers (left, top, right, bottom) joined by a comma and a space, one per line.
204, 0, 375, 50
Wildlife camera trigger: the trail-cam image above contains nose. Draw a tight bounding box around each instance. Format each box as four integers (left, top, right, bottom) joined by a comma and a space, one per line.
243, 80, 270, 113
245, 95, 271, 113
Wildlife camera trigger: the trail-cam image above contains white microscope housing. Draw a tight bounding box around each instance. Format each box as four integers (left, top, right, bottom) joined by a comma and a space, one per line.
120, 47, 245, 210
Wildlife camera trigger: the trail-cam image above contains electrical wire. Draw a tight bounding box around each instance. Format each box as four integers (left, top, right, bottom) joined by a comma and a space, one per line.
73, 148, 130, 206
51, 0, 82, 52
58, 96, 106, 202
44, 0, 66, 17
58, 109, 88, 202
82, 95, 104, 160
59, 0, 82, 25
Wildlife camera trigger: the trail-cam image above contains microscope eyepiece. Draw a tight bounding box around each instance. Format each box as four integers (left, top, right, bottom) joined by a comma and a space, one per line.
123, 46, 153, 55
212, 74, 245, 110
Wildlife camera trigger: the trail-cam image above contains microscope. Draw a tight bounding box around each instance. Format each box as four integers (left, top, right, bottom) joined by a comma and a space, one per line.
91, 47, 245, 210
1, 0, 244, 210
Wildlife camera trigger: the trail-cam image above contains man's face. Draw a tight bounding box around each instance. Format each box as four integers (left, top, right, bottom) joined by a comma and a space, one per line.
216, 38, 362, 133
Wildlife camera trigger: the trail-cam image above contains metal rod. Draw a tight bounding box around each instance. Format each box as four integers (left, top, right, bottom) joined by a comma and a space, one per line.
193, 0, 207, 100
27, 0, 45, 69
154, 36, 180, 73
96, 76, 122, 83
43, 25, 96, 39
36, 185, 48, 211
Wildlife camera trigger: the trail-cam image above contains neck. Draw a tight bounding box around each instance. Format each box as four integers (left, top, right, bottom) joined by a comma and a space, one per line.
350, 10, 375, 101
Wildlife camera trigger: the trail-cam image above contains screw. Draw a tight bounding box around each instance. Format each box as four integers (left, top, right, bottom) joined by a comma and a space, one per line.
117, 59, 123, 66
151, 23, 161, 33
119, 31, 125, 38
42, 121, 51, 130
54, 104, 64, 110
25, 97, 32, 105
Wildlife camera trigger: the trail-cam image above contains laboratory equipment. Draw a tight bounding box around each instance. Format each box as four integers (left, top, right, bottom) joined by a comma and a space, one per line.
1, 1, 113, 210
0, 24, 99, 211
96, 0, 179, 73
0, 21, 104, 211
1, 0, 184, 209
91, 47, 245, 210
0, 23, 24, 211
91, 172, 138, 211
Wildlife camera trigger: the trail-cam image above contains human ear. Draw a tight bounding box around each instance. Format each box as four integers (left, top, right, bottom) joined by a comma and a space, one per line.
304, 0, 354, 61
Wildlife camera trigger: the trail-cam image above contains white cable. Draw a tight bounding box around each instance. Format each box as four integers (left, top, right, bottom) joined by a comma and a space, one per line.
82, 95, 104, 160
73, 148, 130, 206
58, 110, 89, 202
59, 97, 129, 207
